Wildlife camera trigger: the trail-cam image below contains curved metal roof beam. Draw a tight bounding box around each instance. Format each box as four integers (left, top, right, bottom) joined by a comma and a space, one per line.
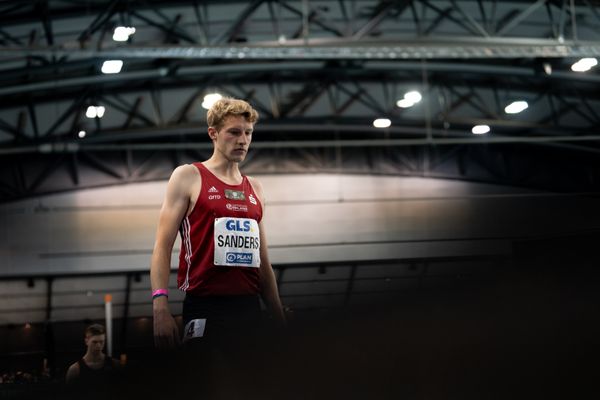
2, 57, 600, 97
3, 37, 600, 60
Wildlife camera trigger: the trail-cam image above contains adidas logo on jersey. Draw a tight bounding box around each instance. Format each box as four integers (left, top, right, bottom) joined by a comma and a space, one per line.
208, 186, 219, 193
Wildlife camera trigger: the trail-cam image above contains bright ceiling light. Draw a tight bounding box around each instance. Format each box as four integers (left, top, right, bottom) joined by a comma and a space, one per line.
472, 125, 490, 134
85, 106, 97, 118
404, 91, 422, 103
373, 118, 391, 128
78, 130, 86, 138
505, 100, 529, 114
396, 91, 422, 108
95, 106, 105, 118
202, 93, 223, 109
101, 60, 123, 74
396, 98, 414, 108
86, 106, 105, 119
571, 58, 598, 72
113, 26, 136, 42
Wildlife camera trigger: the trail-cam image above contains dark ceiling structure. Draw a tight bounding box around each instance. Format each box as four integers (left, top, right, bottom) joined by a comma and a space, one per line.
1, 0, 600, 202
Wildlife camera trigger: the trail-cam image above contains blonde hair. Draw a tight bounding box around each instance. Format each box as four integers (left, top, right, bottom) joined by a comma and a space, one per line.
207, 97, 259, 130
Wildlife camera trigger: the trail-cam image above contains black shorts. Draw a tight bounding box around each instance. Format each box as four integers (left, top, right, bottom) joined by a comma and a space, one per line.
182, 294, 262, 340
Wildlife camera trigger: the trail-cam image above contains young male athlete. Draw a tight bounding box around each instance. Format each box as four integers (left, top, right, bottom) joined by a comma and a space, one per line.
151, 97, 285, 350
65, 324, 120, 384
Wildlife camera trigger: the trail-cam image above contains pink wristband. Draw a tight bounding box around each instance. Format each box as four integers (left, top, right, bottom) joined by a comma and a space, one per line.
152, 289, 168, 298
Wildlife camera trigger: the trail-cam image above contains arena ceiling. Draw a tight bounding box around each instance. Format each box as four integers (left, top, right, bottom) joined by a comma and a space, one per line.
1, 0, 600, 202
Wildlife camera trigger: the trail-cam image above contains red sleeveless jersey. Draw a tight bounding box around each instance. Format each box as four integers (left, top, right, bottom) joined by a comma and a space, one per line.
177, 163, 263, 296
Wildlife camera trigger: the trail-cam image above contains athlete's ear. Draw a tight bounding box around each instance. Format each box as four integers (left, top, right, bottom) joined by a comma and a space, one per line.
208, 127, 217, 141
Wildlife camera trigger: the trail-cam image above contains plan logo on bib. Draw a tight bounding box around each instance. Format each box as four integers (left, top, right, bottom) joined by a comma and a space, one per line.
225, 252, 253, 265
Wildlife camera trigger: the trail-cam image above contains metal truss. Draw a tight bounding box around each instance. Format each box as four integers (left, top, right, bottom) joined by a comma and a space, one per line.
5, 37, 600, 59
0, 0, 600, 201
1, 0, 599, 58
2, 140, 599, 202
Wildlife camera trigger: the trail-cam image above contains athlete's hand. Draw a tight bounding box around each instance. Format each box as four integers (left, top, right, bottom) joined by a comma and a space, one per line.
153, 305, 181, 350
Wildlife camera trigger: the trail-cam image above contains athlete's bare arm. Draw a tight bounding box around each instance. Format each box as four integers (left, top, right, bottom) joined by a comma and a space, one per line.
65, 362, 80, 383
248, 177, 286, 325
151, 164, 199, 349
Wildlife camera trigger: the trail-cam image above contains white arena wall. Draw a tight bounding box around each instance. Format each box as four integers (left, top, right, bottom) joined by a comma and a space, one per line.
1, 173, 597, 278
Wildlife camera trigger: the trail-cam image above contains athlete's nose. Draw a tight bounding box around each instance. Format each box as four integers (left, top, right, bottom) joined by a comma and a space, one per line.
238, 133, 249, 146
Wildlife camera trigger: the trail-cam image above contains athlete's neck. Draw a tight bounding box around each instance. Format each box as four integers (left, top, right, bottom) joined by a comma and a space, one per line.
202, 156, 243, 185
83, 352, 105, 364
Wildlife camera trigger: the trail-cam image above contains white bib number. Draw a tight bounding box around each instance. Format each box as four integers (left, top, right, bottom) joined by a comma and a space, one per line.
214, 217, 261, 268
183, 319, 206, 342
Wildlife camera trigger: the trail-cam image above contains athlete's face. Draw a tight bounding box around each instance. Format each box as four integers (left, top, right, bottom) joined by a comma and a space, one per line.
210, 115, 254, 163
85, 334, 105, 355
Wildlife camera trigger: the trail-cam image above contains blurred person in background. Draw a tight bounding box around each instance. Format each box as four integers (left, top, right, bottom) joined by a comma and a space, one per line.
65, 323, 119, 385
